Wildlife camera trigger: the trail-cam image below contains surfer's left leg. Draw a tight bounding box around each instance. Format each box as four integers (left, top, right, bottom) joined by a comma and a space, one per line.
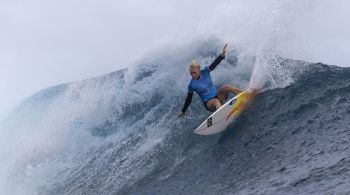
205, 98, 221, 112
217, 84, 243, 103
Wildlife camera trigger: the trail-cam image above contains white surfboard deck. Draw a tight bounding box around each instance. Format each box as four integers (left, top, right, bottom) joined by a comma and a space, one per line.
194, 91, 255, 135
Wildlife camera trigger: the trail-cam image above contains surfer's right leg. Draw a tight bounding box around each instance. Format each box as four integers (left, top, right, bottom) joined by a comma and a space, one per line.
217, 84, 242, 103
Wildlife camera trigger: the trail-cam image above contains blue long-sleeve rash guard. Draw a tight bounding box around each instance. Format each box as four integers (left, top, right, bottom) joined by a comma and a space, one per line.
188, 66, 217, 102
181, 54, 225, 113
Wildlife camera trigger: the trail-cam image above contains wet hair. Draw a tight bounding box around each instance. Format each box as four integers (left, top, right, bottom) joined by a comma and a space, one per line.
189, 59, 200, 71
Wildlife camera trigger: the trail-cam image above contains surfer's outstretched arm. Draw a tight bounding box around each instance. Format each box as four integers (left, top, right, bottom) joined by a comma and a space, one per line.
179, 92, 193, 117
209, 43, 228, 71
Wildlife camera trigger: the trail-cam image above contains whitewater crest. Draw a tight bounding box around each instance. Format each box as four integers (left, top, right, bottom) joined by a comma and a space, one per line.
0, 38, 248, 194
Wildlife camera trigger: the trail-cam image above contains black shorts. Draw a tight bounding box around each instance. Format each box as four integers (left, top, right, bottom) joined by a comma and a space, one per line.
203, 95, 218, 112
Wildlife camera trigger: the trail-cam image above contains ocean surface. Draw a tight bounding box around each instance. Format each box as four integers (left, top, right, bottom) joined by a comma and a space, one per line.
0, 39, 349, 194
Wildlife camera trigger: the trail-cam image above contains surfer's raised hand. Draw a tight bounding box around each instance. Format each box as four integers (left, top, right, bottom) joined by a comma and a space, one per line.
221, 43, 228, 56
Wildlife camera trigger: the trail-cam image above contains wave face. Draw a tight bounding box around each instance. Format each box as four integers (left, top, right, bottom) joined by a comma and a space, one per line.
1, 38, 350, 194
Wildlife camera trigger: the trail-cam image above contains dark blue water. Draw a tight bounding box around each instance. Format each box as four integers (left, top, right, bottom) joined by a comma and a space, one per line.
116, 63, 350, 194
1, 40, 349, 194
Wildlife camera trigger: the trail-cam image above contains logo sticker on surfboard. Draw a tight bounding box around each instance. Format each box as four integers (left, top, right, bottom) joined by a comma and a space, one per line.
229, 99, 236, 105
207, 117, 213, 127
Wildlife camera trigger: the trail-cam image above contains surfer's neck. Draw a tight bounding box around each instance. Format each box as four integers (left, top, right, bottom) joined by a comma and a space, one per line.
194, 74, 201, 80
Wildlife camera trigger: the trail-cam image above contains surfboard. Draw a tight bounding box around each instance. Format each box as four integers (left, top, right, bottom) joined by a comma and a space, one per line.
194, 91, 256, 135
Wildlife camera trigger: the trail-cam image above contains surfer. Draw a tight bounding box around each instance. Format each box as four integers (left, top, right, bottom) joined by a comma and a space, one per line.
179, 43, 243, 117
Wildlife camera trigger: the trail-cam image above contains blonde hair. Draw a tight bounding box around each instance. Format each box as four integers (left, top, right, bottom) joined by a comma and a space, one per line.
189, 59, 200, 70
